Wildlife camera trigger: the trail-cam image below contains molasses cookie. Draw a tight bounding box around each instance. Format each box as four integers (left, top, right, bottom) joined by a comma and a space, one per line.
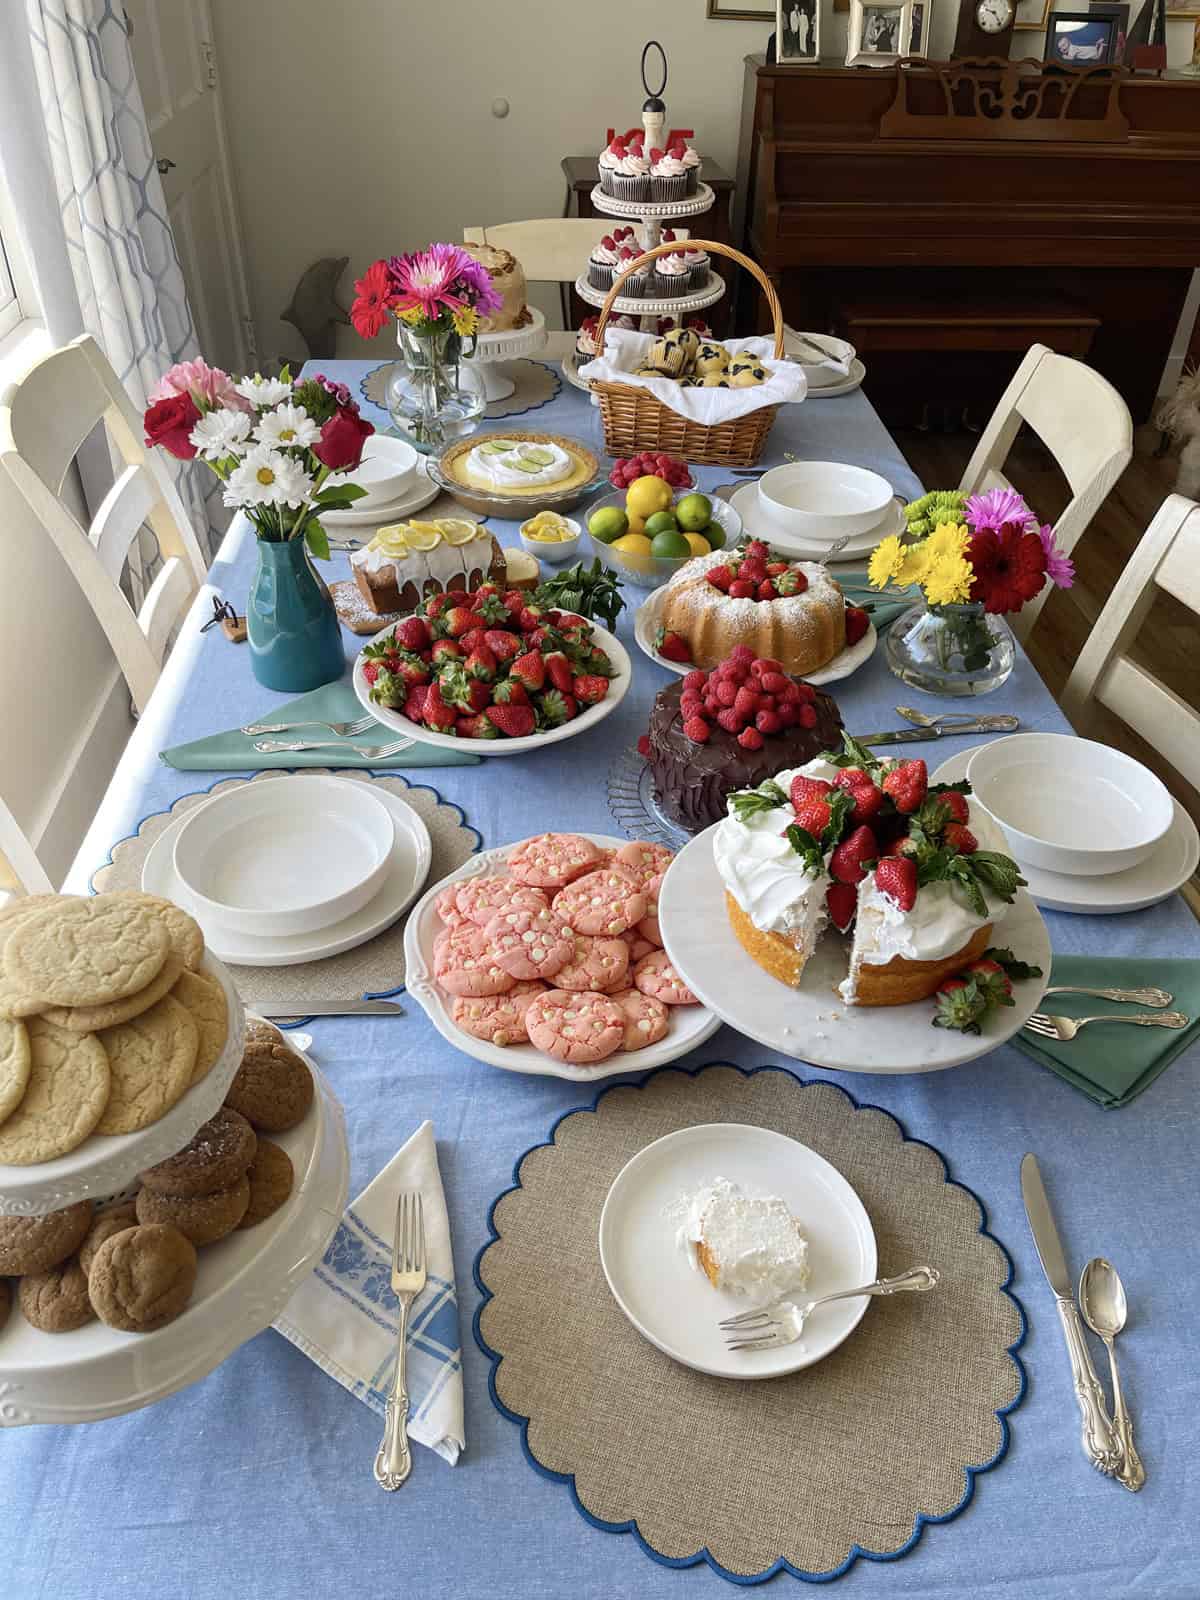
19, 1256, 94, 1333
139, 1106, 256, 1197
0, 1276, 10, 1332
0, 1200, 93, 1276
136, 1175, 250, 1246
238, 1139, 294, 1228
88, 1222, 197, 1333
78, 1201, 139, 1276
225, 1045, 313, 1133
244, 1018, 284, 1051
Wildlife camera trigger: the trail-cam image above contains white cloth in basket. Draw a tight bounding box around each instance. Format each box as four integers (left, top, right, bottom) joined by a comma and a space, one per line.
578, 330, 807, 423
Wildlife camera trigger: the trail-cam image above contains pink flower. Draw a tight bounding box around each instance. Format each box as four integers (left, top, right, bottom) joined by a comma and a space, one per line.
965, 486, 1034, 534
387, 242, 502, 324
150, 358, 252, 414
1037, 523, 1075, 588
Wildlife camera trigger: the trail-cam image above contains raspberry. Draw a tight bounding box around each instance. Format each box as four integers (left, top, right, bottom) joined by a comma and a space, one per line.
793, 682, 817, 703
737, 726, 764, 751
755, 657, 783, 675
716, 679, 738, 707
777, 703, 798, 727
716, 707, 745, 735
733, 686, 760, 719
637, 734, 651, 757
759, 671, 789, 694
682, 669, 708, 693
755, 709, 781, 735
729, 645, 755, 663
757, 694, 777, 714
683, 716, 710, 743
680, 691, 703, 717
798, 704, 818, 728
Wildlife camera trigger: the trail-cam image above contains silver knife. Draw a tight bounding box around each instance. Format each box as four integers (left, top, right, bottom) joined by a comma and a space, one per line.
1021, 1154, 1121, 1476
247, 999, 405, 1018
856, 716, 1019, 746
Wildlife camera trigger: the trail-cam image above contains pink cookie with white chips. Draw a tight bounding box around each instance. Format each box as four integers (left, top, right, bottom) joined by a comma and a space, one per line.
433, 923, 513, 998
554, 868, 647, 937
635, 910, 663, 949
614, 841, 674, 903
633, 949, 698, 1005
525, 989, 625, 1064
553, 932, 630, 994
508, 833, 601, 890
451, 981, 546, 1046
483, 905, 574, 982
456, 874, 548, 928
611, 988, 670, 1051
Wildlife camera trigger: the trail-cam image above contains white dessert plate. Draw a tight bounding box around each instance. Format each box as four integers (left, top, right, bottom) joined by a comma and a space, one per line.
728, 482, 903, 560
802, 359, 866, 400
142, 785, 432, 967
326, 433, 419, 507
633, 585, 877, 686
354, 621, 632, 758
598, 1123, 876, 1380
320, 457, 441, 526
403, 834, 722, 1083
932, 745, 1200, 915
172, 775, 395, 938
782, 329, 856, 384
0, 1041, 349, 1426
657, 824, 1051, 1074
0, 953, 245, 1216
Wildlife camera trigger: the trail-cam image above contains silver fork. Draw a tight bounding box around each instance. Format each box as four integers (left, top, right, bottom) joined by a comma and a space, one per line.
720, 1266, 940, 1350
241, 715, 379, 737
896, 706, 1019, 731
374, 1190, 427, 1491
1024, 1011, 1190, 1041
252, 737, 413, 757
1044, 985, 1173, 1008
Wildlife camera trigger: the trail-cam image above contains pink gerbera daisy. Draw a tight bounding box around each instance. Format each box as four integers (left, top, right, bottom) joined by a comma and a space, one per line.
965, 486, 1034, 534
388, 243, 502, 324
1037, 522, 1075, 588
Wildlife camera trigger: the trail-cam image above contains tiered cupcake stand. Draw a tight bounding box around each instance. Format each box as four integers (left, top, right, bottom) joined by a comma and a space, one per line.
0, 965, 349, 1426
574, 183, 726, 332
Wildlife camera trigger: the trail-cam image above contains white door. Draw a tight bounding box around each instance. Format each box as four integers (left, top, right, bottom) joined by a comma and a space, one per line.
124, 0, 256, 374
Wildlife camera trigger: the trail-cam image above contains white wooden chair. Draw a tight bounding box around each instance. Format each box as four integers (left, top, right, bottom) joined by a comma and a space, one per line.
959, 343, 1133, 642
0, 334, 208, 716
1062, 493, 1200, 917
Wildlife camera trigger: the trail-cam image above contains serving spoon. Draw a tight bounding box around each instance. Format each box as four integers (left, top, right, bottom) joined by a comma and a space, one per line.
1079, 1257, 1146, 1492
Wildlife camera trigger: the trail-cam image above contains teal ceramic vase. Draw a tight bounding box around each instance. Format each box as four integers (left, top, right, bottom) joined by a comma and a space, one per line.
247, 536, 345, 692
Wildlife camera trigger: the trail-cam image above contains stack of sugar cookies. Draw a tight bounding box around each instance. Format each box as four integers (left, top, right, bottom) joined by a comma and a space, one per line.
0, 891, 229, 1164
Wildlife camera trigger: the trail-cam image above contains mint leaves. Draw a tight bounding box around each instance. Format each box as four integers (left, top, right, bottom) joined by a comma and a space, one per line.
818, 731, 879, 771
985, 947, 1045, 982
784, 824, 824, 876
729, 780, 788, 822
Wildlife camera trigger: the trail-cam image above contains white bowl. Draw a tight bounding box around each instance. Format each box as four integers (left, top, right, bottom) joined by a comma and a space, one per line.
519, 515, 582, 566
965, 734, 1174, 877
327, 433, 419, 506
757, 461, 894, 544
172, 775, 395, 935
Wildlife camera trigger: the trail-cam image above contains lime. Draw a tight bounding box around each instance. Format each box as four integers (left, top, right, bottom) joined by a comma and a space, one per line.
650, 528, 692, 559
683, 532, 712, 558
588, 505, 628, 545
703, 521, 726, 551
675, 492, 713, 533
643, 510, 679, 538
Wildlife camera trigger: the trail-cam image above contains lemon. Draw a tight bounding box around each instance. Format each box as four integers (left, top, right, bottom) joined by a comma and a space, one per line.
588, 505, 628, 545
625, 474, 673, 519
683, 532, 712, 558
437, 517, 480, 546
523, 511, 572, 543
612, 532, 653, 555
675, 492, 713, 533
625, 510, 647, 537
374, 524, 410, 559
404, 521, 443, 551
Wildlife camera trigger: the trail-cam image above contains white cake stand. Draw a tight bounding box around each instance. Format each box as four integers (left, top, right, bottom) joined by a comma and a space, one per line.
582, 184, 723, 332
574, 272, 726, 322
460, 307, 548, 402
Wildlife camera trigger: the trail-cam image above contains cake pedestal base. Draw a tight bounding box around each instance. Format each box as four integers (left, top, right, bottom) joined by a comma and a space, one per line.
461, 309, 547, 402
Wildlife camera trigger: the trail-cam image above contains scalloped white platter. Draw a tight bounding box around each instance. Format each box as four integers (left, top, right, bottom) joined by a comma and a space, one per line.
0, 1041, 349, 1427
0, 953, 246, 1217
403, 833, 721, 1082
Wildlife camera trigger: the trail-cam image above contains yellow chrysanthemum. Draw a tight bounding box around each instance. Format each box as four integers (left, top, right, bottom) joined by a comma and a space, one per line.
895, 542, 931, 588
397, 304, 425, 326
452, 305, 479, 337
925, 521, 971, 564
867, 534, 905, 589
922, 552, 974, 607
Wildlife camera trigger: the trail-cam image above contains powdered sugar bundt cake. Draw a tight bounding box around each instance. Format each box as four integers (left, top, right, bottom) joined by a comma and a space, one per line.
655, 542, 847, 678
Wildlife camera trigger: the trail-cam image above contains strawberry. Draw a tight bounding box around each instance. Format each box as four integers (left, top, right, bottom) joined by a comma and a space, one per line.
757, 579, 778, 601
446, 589, 470, 607
637, 734, 651, 758
430, 639, 463, 665
367, 668, 405, 708
457, 628, 487, 656
933, 977, 989, 1034
738, 562, 766, 586
655, 628, 691, 663
422, 682, 457, 731
537, 689, 577, 726
510, 650, 545, 692
517, 605, 544, 632
456, 713, 500, 739
492, 677, 529, 706
844, 605, 870, 646
882, 758, 927, 814
738, 726, 764, 751
744, 541, 769, 564
442, 606, 477, 638
715, 680, 738, 708
758, 671, 789, 695
938, 790, 971, 824
465, 645, 497, 682
790, 774, 832, 809
684, 716, 710, 742
425, 592, 453, 618
826, 882, 857, 932
362, 660, 381, 686
793, 797, 832, 836
944, 821, 979, 854
766, 561, 789, 577
755, 709, 781, 735
874, 855, 917, 911
502, 589, 527, 617
403, 683, 429, 721
395, 654, 430, 686
484, 629, 522, 661
963, 957, 1014, 1003
773, 568, 808, 597
716, 707, 745, 736
830, 825, 877, 885
542, 651, 573, 694
572, 674, 608, 706
682, 669, 708, 693
706, 565, 734, 593
833, 768, 883, 825
395, 615, 431, 651
486, 703, 535, 738
728, 579, 755, 600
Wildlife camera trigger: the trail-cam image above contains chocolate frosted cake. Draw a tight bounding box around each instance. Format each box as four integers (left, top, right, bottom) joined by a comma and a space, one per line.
646, 676, 844, 834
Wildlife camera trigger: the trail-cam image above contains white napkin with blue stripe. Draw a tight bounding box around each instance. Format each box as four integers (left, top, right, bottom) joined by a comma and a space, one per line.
273, 1120, 465, 1464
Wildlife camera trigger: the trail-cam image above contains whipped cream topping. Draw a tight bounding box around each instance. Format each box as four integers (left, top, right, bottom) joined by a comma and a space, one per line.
678, 1177, 810, 1302
681, 144, 702, 171
713, 760, 840, 938
590, 241, 620, 266
651, 152, 687, 177
612, 151, 650, 177
465, 439, 573, 489
655, 252, 690, 278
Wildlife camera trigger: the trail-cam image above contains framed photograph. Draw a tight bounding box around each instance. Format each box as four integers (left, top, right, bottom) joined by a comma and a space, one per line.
907, 0, 930, 52
706, 0, 775, 17
1014, 0, 1052, 28
1166, 0, 1200, 21
1090, 2, 1130, 53
846, 0, 908, 61
777, 0, 821, 59
1044, 8, 1121, 58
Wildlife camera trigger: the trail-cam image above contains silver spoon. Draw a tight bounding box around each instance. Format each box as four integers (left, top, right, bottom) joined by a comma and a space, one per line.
1079, 1258, 1146, 1492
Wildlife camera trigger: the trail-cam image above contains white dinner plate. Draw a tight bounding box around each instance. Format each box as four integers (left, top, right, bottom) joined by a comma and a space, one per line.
354, 621, 632, 758
598, 1123, 877, 1379
932, 745, 1200, 915
657, 824, 1051, 1074
142, 785, 432, 966
320, 456, 442, 526
633, 585, 877, 686
728, 482, 904, 560
403, 834, 722, 1082
802, 357, 866, 399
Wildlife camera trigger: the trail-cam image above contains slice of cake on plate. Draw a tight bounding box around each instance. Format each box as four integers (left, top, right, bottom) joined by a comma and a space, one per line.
685, 1178, 809, 1301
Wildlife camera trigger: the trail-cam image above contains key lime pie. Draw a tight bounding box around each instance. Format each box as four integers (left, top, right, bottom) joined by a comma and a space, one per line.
437, 432, 598, 515
351, 516, 505, 615
715, 737, 1026, 1006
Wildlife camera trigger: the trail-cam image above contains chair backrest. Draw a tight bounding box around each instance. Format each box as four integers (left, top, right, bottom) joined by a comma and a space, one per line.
1062, 493, 1200, 795
464, 221, 615, 287
0, 334, 207, 715
959, 343, 1133, 642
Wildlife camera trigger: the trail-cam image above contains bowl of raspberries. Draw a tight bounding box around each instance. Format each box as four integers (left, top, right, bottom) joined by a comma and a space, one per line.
352, 580, 632, 756
607, 452, 694, 492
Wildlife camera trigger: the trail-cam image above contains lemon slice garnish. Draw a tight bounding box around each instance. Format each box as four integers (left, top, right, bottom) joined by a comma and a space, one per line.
403, 521, 443, 552
373, 524, 410, 559
437, 518, 480, 547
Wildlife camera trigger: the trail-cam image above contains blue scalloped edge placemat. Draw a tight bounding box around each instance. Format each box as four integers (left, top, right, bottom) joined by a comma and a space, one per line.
473, 1061, 1027, 1586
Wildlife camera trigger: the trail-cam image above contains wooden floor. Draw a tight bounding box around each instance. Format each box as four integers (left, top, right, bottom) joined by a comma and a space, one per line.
893, 424, 1200, 837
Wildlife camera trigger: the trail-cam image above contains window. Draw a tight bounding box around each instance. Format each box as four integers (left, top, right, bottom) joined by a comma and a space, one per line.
0, 164, 40, 349
0, 228, 21, 342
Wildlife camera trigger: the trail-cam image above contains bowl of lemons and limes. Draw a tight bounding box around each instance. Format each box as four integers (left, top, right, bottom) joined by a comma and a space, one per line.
584, 475, 743, 589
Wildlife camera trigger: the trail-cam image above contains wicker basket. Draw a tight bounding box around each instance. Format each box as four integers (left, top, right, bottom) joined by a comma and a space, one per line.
589, 239, 786, 469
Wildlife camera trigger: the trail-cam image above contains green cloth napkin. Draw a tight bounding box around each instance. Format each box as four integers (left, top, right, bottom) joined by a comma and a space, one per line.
160, 679, 480, 771
1012, 956, 1200, 1108
835, 570, 918, 630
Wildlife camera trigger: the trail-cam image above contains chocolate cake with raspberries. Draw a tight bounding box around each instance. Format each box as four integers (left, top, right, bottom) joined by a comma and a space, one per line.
643, 646, 844, 832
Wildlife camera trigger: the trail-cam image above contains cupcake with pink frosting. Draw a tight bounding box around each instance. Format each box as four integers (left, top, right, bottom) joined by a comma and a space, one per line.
680, 142, 702, 195
575, 313, 635, 368
587, 234, 622, 292
615, 244, 652, 298
681, 246, 711, 292
652, 249, 691, 299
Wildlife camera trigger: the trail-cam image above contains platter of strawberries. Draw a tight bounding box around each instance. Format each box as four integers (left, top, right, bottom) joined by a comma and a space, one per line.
352, 580, 631, 755
402, 832, 721, 1081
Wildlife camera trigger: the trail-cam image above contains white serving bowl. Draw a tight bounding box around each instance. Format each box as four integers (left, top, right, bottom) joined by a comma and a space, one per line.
966, 733, 1174, 878
173, 775, 395, 936
327, 433, 419, 506
519, 515, 582, 566
757, 460, 894, 545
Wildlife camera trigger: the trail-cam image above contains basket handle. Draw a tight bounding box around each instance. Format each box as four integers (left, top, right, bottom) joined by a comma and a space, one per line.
594, 238, 784, 358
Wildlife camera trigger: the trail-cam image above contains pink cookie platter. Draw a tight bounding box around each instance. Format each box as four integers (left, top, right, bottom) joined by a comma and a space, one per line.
403, 832, 721, 1082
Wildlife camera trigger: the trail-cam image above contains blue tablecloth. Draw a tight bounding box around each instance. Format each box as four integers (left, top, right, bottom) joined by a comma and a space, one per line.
8, 363, 1197, 1599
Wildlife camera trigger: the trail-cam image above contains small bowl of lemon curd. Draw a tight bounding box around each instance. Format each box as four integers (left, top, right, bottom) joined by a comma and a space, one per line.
518, 511, 582, 565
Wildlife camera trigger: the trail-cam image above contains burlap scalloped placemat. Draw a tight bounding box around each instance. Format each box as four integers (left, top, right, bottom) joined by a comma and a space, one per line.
360, 358, 561, 422
476, 1065, 1024, 1584
91, 770, 479, 1009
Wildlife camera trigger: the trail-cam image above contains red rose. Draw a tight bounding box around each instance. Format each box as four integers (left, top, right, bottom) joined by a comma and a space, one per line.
143, 392, 200, 459
313, 406, 374, 470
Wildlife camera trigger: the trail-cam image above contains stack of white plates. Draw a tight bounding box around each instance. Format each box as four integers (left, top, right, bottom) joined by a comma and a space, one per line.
782, 329, 866, 399
322, 435, 440, 525
141, 776, 433, 967
729, 460, 904, 562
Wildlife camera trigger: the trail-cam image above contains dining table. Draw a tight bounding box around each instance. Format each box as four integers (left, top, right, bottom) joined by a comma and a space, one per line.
5, 356, 1198, 1600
